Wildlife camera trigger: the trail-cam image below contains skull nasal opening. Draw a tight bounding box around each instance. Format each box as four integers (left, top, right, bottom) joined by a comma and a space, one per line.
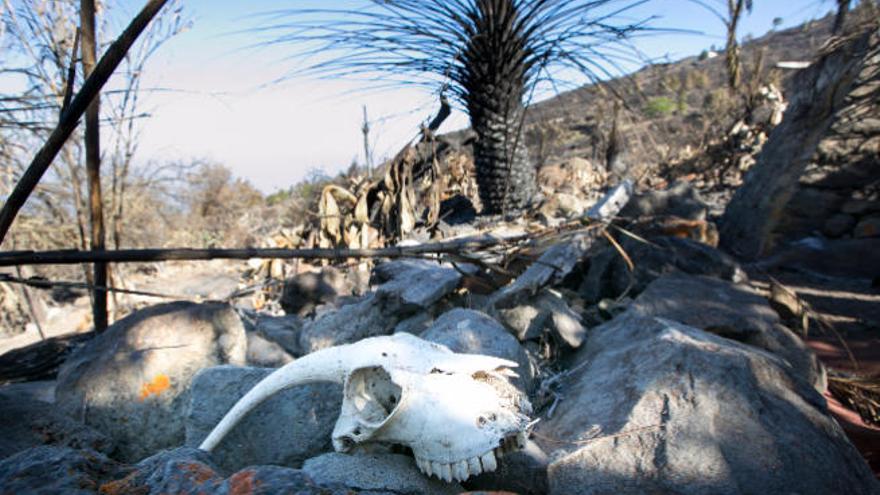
349, 366, 403, 424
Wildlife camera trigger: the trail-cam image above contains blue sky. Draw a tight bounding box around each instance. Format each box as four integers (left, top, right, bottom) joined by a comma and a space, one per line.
124, 0, 836, 192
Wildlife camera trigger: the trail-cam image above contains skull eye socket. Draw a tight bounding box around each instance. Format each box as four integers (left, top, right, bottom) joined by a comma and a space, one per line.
349, 366, 403, 425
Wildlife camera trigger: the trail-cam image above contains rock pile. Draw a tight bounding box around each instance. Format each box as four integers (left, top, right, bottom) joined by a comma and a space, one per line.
1, 181, 877, 494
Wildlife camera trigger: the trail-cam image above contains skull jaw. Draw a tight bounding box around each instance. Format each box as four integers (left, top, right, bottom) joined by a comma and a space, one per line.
331, 365, 532, 482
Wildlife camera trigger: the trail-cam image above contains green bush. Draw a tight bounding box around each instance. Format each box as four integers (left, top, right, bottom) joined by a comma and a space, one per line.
644, 96, 676, 118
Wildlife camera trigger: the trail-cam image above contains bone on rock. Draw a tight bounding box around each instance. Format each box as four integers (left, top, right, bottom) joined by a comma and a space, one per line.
198, 332, 533, 483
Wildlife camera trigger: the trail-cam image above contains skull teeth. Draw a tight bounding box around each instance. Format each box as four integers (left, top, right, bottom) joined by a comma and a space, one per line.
414, 434, 524, 482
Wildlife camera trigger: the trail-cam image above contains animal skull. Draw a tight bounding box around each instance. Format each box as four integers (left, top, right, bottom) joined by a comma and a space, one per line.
199, 332, 532, 482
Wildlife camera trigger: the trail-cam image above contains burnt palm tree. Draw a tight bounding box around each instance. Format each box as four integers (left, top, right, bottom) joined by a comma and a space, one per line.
263, 1, 652, 213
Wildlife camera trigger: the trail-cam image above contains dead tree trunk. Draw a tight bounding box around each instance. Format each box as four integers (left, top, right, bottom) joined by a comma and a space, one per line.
833, 0, 850, 34
720, 26, 879, 259
0, 0, 170, 246
81, 0, 107, 331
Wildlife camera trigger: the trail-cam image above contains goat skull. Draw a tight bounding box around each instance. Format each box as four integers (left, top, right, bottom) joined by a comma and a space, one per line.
199, 332, 532, 482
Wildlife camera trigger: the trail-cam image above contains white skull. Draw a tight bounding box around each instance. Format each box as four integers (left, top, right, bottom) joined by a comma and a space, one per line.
199, 333, 532, 482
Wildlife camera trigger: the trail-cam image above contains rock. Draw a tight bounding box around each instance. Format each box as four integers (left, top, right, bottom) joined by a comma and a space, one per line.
55, 301, 247, 462
497, 303, 546, 342
756, 237, 880, 279
627, 273, 825, 390
100, 447, 352, 495
0, 379, 55, 403
185, 365, 341, 473
99, 447, 222, 495
421, 309, 534, 392
538, 315, 878, 495
303, 453, 462, 495
823, 213, 858, 237
0, 392, 113, 459
496, 291, 587, 348
538, 192, 586, 219
841, 199, 880, 215
299, 261, 463, 354
251, 313, 302, 356
578, 236, 747, 303
393, 312, 434, 335
373, 260, 462, 310
298, 293, 399, 354
542, 291, 587, 348
854, 214, 880, 238
0, 446, 128, 494
218, 465, 353, 495
619, 181, 708, 220
281, 266, 354, 317
465, 438, 549, 495
245, 331, 294, 367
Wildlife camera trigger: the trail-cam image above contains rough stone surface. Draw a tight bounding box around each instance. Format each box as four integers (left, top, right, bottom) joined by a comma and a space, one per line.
823, 213, 858, 237
245, 331, 294, 368
538, 314, 878, 495
303, 453, 462, 495
393, 312, 434, 335
185, 365, 341, 473
619, 181, 708, 220
100, 447, 223, 494
465, 438, 549, 495
281, 266, 354, 317
579, 236, 746, 303
542, 291, 588, 348
299, 262, 463, 354
495, 290, 586, 347
55, 301, 247, 462
421, 308, 534, 392
757, 237, 880, 279
373, 260, 462, 310
854, 214, 880, 238
0, 391, 113, 459
0, 446, 128, 494
99, 447, 354, 495
249, 313, 302, 356
497, 303, 546, 342
627, 273, 825, 390
298, 293, 399, 354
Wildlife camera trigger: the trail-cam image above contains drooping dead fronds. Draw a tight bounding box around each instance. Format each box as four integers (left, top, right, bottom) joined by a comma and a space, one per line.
828, 371, 880, 428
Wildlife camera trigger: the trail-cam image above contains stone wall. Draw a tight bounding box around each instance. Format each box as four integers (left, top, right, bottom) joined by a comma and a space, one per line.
775, 41, 880, 242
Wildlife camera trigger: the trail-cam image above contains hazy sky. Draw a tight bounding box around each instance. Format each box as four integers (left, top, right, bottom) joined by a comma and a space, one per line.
124, 0, 834, 193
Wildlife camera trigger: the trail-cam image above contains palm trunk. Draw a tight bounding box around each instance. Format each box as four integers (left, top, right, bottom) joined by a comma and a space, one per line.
469, 98, 536, 214
463, 0, 537, 215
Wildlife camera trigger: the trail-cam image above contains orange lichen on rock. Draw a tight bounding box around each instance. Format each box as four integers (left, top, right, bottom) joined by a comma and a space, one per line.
178, 461, 219, 485
98, 470, 148, 495
227, 469, 261, 495
138, 373, 171, 401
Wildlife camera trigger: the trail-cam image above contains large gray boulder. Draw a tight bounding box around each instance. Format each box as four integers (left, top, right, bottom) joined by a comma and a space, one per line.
538, 314, 878, 495
0, 391, 113, 459
628, 273, 825, 390
185, 365, 341, 473
302, 453, 462, 495
55, 301, 247, 462
0, 446, 129, 494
